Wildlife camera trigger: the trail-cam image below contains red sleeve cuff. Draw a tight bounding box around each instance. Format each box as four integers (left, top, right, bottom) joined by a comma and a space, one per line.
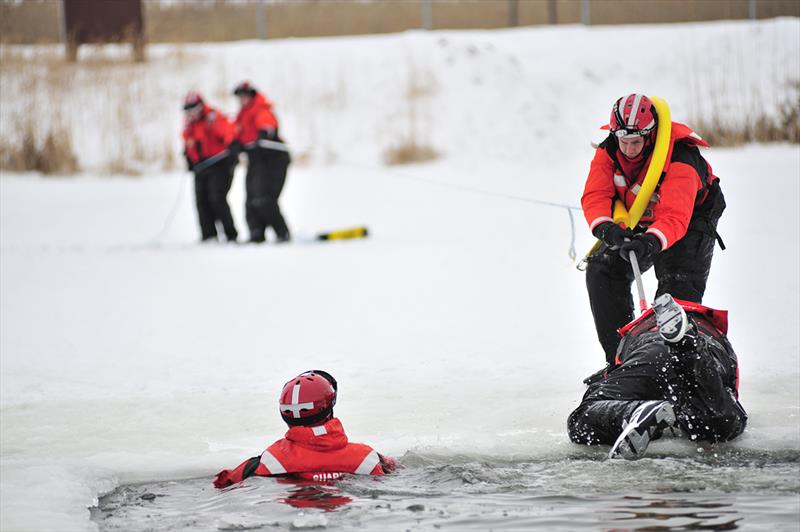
589, 216, 614, 232
646, 227, 668, 250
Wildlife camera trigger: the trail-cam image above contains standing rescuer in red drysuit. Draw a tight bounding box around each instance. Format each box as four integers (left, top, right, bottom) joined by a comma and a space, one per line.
182, 91, 238, 243
232, 81, 291, 244
213, 370, 397, 488
582, 93, 726, 369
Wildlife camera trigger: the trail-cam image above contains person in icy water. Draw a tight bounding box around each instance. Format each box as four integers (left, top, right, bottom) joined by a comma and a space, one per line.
213, 370, 396, 488
582, 94, 726, 370
568, 294, 747, 459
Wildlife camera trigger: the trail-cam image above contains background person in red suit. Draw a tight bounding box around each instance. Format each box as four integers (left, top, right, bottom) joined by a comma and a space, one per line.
182, 91, 238, 243
232, 81, 291, 244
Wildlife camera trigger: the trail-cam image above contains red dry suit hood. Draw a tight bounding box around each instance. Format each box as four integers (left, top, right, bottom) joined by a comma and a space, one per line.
284, 418, 349, 451
618, 297, 728, 337
243, 92, 273, 113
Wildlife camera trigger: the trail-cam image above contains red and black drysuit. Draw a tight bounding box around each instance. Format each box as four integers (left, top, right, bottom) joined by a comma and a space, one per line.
234, 92, 291, 243
213, 418, 396, 489
582, 123, 726, 363
568, 300, 747, 448
183, 105, 238, 242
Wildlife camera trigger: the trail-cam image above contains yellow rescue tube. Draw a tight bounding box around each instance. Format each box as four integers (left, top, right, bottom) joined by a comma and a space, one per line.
316, 226, 369, 241
581, 96, 672, 262
617, 96, 672, 229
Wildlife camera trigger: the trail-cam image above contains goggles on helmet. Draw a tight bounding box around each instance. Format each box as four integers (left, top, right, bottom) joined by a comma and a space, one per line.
612, 126, 653, 139
183, 101, 202, 113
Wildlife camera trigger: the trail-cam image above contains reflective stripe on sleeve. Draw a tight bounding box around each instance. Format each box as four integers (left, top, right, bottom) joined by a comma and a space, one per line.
646, 227, 668, 250
257, 139, 290, 152
354, 450, 380, 475
260, 450, 287, 475
589, 216, 614, 232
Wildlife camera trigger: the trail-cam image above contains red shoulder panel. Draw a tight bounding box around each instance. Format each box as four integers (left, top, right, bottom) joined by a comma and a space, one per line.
618, 297, 728, 337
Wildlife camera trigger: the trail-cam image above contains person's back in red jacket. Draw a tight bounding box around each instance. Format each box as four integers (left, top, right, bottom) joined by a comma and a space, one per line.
213, 370, 396, 488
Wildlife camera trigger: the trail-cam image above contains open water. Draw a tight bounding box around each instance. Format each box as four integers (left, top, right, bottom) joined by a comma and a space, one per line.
91, 449, 800, 531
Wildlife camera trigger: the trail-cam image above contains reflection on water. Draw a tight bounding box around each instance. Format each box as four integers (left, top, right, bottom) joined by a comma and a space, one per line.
278, 480, 353, 512
91, 449, 800, 531
611, 496, 742, 530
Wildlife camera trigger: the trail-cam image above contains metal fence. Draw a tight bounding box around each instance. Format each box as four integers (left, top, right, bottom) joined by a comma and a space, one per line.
1, 0, 798, 44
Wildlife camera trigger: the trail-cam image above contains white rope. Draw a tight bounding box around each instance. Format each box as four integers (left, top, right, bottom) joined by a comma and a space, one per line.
343, 162, 582, 261
567, 207, 577, 261
148, 158, 584, 259
148, 173, 190, 247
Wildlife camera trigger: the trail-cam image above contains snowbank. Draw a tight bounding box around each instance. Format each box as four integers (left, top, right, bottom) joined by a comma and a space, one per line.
0, 19, 798, 172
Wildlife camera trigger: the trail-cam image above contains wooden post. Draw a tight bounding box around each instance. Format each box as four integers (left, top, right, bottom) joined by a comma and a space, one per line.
133, 33, 145, 62
548, 0, 558, 24
508, 0, 518, 27
256, 0, 268, 40
421, 0, 432, 30
66, 35, 78, 62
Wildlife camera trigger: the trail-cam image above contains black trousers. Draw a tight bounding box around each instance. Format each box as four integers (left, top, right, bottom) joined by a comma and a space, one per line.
586, 183, 726, 364
245, 148, 290, 242
567, 327, 747, 447
194, 161, 237, 241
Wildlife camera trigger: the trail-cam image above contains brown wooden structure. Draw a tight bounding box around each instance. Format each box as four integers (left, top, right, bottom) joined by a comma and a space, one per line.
62, 0, 145, 62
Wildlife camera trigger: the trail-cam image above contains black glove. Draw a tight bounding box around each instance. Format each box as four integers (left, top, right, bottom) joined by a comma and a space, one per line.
258, 128, 278, 141
228, 140, 242, 157
227, 141, 241, 171
593, 221, 632, 249
619, 233, 661, 263
184, 152, 195, 172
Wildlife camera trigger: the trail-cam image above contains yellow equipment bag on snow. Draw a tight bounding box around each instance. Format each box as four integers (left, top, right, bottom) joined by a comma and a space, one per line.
316, 226, 369, 241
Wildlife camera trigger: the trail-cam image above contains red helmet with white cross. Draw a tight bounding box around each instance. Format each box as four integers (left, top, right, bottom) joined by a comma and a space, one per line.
610, 94, 657, 139
279, 370, 338, 426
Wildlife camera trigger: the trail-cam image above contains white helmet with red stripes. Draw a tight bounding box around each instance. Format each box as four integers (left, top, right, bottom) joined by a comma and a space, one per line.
279, 370, 338, 426
610, 93, 657, 139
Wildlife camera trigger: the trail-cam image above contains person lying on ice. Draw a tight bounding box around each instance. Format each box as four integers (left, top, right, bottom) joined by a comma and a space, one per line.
213, 370, 396, 488
568, 294, 747, 459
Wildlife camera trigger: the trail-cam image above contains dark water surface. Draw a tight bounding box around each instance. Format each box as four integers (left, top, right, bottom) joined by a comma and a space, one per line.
91, 449, 800, 531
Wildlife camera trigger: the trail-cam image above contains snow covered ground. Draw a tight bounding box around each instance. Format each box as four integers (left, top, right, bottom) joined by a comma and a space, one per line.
1, 18, 799, 531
